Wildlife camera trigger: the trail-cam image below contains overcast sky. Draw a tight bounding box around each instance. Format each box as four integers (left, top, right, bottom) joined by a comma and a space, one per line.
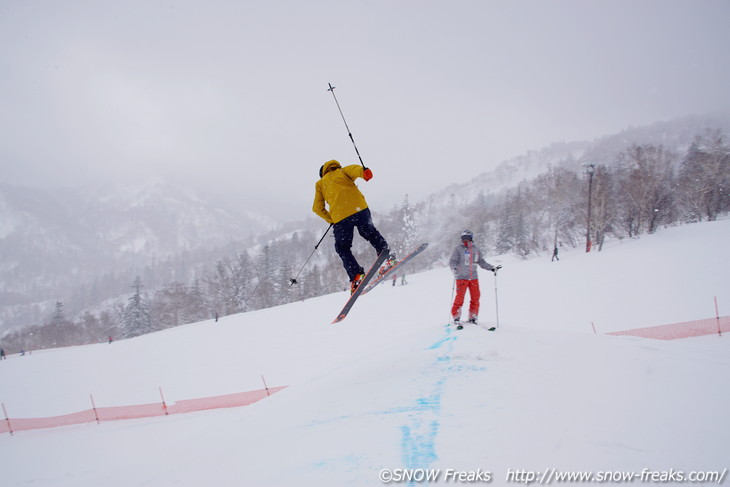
1, 0, 729, 220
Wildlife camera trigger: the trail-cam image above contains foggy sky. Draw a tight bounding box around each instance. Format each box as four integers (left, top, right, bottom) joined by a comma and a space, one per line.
1, 0, 729, 220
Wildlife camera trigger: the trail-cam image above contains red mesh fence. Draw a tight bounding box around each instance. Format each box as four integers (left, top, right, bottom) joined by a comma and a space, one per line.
168, 386, 286, 414
3, 409, 98, 432
607, 316, 730, 340
1, 385, 286, 435
97, 402, 169, 422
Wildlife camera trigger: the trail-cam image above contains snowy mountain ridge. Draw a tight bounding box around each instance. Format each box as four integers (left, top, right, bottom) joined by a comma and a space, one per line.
0, 180, 276, 332
428, 113, 730, 208
0, 181, 250, 272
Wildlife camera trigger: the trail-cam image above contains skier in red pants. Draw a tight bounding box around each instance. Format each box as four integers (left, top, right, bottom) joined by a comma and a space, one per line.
449, 230, 500, 325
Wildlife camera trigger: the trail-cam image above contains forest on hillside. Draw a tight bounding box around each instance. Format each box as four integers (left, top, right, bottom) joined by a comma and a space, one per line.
2, 130, 728, 352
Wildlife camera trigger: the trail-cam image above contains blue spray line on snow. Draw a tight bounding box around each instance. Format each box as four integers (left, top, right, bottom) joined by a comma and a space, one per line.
399, 384, 444, 471
302, 326, 471, 483
399, 326, 457, 484
427, 335, 455, 350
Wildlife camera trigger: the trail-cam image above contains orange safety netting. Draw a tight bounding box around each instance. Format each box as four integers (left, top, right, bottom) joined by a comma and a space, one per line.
608, 316, 730, 340
1, 386, 286, 435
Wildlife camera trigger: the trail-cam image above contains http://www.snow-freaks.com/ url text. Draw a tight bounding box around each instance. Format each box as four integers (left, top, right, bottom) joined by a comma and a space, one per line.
378, 467, 728, 484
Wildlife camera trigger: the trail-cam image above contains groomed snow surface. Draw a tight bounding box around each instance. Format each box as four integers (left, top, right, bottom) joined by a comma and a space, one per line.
1, 220, 729, 486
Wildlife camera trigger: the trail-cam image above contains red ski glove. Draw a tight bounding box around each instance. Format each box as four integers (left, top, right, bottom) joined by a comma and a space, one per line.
363, 167, 373, 181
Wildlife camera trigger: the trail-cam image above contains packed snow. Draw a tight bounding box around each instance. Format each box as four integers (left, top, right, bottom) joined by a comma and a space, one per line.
1, 220, 729, 486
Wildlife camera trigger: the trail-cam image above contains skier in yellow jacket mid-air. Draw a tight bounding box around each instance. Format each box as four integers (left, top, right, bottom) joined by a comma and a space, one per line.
313, 159, 389, 294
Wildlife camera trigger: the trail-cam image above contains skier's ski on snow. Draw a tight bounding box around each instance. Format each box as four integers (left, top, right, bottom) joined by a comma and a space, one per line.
452, 319, 496, 332
361, 243, 429, 295
332, 249, 390, 324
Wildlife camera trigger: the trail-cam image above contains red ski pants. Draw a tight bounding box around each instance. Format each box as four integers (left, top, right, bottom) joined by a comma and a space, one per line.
451, 279, 481, 319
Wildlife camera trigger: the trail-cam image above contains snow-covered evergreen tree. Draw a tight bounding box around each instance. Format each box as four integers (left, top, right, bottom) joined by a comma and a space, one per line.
679, 130, 730, 222
122, 277, 153, 338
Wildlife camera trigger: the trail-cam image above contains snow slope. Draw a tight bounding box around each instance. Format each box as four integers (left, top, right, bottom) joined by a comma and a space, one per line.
1, 220, 729, 486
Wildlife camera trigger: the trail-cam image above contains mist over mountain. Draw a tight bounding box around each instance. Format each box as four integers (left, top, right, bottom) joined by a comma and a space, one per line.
1, 113, 728, 341
0, 180, 276, 333
429, 113, 730, 208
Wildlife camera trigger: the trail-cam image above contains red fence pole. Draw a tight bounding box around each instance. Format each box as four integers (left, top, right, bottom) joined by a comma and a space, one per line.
90, 394, 100, 424
159, 387, 169, 416
715, 296, 722, 337
2, 402, 13, 436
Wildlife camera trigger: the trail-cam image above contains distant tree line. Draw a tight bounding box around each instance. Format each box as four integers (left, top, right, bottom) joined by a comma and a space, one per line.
1, 130, 727, 352
424, 129, 729, 257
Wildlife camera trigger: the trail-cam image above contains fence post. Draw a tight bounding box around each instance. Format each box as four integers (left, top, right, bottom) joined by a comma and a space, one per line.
2, 402, 13, 436
261, 375, 270, 396
591, 322, 597, 334
159, 387, 169, 416
715, 296, 722, 337
90, 394, 100, 424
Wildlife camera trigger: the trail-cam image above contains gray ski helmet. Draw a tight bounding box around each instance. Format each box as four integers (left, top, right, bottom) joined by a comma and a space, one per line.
461, 230, 473, 241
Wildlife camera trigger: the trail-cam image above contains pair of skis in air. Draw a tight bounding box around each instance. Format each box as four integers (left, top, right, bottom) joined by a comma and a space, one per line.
332, 243, 428, 324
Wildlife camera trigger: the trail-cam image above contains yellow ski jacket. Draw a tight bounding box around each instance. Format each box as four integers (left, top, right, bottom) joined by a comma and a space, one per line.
312, 160, 369, 224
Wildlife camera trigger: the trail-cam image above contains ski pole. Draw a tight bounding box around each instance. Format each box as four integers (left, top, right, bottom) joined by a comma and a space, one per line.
327, 83, 366, 168
289, 224, 333, 286
449, 276, 456, 324
493, 266, 502, 328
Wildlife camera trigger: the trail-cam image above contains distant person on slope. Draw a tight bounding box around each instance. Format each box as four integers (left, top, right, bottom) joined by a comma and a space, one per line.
449, 230, 500, 325
313, 159, 389, 294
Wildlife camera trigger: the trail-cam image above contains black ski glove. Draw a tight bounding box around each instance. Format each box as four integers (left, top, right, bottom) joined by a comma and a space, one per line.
493, 265, 502, 275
